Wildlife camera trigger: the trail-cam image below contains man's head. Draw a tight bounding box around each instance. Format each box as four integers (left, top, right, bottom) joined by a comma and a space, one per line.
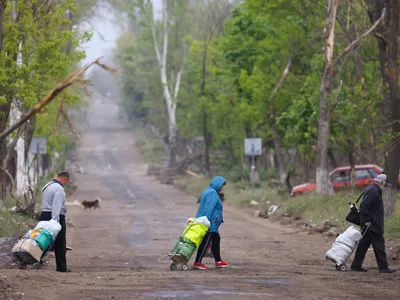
374, 174, 392, 190
56, 171, 70, 186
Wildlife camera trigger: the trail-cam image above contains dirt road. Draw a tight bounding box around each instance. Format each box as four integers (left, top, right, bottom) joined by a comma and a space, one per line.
1, 98, 399, 300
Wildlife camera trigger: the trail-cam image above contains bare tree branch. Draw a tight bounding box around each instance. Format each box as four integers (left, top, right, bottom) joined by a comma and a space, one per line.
330, 79, 343, 112
139, 2, 162, 65
334, 7, 386, 64
271, 40, 296, 99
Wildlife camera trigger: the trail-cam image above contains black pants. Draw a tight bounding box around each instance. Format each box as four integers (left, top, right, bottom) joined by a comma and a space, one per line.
40, 212, 67, 271
351, 230, 388, 270
195, 232, 222, 263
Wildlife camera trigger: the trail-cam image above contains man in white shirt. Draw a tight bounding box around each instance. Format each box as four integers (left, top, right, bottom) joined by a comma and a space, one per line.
40, 171, 70, 272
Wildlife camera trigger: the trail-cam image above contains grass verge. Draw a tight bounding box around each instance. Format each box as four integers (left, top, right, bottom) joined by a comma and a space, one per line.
0, 198, 36, 237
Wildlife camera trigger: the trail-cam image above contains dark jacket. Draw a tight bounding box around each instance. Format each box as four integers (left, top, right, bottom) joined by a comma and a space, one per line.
196, 176, 226, 232
360, 183, 384, 234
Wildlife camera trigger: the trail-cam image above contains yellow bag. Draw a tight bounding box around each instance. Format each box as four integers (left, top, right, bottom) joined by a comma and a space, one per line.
181, 222, 209, 248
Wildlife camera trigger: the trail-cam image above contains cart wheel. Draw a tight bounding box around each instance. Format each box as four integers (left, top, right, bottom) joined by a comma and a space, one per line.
181, 264, 188, 271
170, 263, 177, 271
32, 262, 41, 269
340, 264, 347, 272
335, 265, 341, 271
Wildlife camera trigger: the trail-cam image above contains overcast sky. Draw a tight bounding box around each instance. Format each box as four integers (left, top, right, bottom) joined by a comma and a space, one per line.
79, 0, 162, 68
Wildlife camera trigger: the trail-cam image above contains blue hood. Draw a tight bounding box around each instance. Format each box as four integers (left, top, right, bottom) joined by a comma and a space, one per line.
209, 176, 226, 192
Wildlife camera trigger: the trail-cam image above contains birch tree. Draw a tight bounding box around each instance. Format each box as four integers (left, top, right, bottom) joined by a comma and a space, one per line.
138, 0, 188, 166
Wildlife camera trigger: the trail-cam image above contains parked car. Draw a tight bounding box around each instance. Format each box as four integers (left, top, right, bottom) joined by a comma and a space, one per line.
290, 164, 400, 197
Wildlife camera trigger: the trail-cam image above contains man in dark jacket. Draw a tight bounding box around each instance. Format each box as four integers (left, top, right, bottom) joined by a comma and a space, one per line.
350, 174, 396, 273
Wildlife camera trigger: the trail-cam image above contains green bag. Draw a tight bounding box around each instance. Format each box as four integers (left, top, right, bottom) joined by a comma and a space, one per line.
171, 237, 197, 261
33, 229, 53, 251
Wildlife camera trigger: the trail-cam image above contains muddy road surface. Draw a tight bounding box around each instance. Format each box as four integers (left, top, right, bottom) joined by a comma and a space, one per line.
1, 98, 399, 300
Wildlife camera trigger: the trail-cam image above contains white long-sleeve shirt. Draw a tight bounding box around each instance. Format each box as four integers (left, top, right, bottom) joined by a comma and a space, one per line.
41, 180, 66, 222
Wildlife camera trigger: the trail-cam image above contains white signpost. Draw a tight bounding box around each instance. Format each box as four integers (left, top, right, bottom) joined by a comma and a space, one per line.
30, 137, 47, 183
244, 138, 262, 196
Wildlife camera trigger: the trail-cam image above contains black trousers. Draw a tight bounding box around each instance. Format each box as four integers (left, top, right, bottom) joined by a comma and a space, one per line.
351, 230, 388, 270
195, 232, 222, 263
40, 212, 67, 271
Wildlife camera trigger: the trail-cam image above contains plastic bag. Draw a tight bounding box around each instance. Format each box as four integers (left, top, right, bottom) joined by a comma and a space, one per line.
29, 229, 43, 239
325, 241, 353, 265
24, 230, 33, 239
181, 222, 209, 248
35, 219, 61, 239
335, 226, 362, 249
33, 229, 53, 251
171, 237, 197, 261
195, 216, 210, 227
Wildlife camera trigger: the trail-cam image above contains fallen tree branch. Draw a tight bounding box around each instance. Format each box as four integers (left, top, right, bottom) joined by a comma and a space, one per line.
0, 57, 116, 141
53, 92, 66, 135
334, 7, 386, 64
61, 108, 80, 139
0, 166, 16, 199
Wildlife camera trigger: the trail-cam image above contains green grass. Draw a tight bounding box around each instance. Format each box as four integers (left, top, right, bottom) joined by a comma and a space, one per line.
132, 125, 168, 164
0, 198, 36, 237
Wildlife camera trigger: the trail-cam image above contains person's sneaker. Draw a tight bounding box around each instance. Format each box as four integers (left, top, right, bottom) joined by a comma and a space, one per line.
215, 261, 230, 268
379, 268, 396, 274
193, 263, 208, 270
350, 266, 367, 272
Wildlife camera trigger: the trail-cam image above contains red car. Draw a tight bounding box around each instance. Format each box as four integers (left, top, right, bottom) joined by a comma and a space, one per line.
290, 164, 399, 197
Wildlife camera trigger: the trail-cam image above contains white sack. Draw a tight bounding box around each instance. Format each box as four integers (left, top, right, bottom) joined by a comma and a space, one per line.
335, 226, 362, 249
325, 241, 353, 265
195, 216, 210, 227
35, 219, 62, 239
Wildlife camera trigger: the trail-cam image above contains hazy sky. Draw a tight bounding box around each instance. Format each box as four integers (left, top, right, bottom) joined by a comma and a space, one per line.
79, 0, 161, 68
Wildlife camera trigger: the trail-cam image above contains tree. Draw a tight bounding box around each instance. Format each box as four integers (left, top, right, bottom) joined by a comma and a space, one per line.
316, 0, 339, 194
136, 0, 189, 166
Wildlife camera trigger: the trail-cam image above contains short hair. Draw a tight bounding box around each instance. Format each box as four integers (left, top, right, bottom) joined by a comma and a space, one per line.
57, 171, 70, 179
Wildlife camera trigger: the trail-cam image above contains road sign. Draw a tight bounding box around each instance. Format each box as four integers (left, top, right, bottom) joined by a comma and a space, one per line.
30, 137, 47, 154
244, 138, 262, 156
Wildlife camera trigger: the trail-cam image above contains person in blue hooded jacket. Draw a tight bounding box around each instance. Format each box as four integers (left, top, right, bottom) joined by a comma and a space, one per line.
193, 176, 230, 270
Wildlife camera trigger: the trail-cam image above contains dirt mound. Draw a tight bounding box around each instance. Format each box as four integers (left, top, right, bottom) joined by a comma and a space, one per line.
388, 244, 400, 261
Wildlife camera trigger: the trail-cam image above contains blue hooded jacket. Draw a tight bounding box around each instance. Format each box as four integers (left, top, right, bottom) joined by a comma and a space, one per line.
196, 176, 226, 232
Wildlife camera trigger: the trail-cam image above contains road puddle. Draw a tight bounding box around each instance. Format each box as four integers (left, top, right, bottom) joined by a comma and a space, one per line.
240, 278, 289, 285
139, 290, 276, 298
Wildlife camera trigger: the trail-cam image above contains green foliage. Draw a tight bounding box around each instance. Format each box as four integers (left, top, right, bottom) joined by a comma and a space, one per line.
115, 0, 396, 181
0, 0, 91, 154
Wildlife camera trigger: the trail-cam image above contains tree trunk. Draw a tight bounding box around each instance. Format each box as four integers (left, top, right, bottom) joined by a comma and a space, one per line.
271, 119, 286, 183
316, 0, 339, 195
327, 149, 337, 168
200, 34, 211, 177
0, 0, 8, 199
382, 0, 400, 216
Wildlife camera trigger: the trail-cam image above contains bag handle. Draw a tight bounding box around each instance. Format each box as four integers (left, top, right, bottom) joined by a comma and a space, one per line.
355, 192, 364, 204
